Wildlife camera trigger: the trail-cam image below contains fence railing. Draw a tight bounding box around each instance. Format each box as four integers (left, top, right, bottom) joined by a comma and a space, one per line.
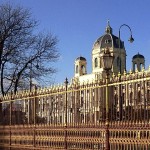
0, 70, 150, 149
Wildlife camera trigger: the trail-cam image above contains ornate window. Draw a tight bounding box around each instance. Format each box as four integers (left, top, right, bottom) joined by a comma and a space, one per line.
94, 58, 98, 68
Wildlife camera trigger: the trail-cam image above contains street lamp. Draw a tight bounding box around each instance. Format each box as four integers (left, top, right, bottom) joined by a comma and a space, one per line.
101, 48, 114, 72
101, 47, 114, 150
118, 24, 134, 121
119, 24, 134, 73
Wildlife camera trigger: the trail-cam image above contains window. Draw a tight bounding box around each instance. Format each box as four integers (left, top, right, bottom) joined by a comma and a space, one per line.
94, 58, 98, 68
105, 39, 111, 44
76, 65, 78, 73
81, 65, 86, 74
135, 63, 137, 71
140, 63, 143, 71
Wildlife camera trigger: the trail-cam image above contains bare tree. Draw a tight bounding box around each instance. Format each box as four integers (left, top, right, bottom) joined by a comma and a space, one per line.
0, 3, 59, 95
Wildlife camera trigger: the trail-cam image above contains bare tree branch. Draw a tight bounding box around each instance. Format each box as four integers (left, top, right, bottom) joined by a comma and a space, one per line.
0, 3, 59, 95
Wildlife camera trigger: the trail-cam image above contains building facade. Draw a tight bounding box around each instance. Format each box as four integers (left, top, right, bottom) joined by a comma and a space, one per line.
73, 21, 145, 84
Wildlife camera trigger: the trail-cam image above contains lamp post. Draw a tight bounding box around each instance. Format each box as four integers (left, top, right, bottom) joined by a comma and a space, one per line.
119, 24, 134, 74
101, 47, 114, 150
64, 78, 68, 149
118, 24, 134, 121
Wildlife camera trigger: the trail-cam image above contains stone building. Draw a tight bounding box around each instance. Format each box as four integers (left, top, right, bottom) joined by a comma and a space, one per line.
73, 21, 145, 84
34, 21, 147, 124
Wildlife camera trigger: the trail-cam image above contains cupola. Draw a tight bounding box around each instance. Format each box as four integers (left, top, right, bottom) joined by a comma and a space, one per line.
132, 53, 145, 72
75, 56, 87, 77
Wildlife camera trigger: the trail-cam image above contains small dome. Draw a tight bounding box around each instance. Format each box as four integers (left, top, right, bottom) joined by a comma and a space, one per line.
76, 56, 86, 61
133, 53, 144, 59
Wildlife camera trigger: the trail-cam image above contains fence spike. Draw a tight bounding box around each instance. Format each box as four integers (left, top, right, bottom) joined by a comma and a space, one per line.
112, 73, 115, 78
142, 67, 145, 72
124, 70, 126, 76
129, 69, 132, 74
118, 72, 121, 77
135, 68, 138, 73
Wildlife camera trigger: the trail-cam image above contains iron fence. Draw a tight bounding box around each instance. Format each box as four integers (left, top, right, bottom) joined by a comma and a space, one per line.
0, 70, 150, 149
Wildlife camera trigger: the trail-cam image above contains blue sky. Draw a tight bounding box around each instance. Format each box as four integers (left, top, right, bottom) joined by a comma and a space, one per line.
1, 0, 150, 84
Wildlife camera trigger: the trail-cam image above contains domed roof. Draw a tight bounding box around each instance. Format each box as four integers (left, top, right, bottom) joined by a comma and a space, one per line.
133, 53, 144, 59
93, 21, 124, 50
76, 56, 86, 61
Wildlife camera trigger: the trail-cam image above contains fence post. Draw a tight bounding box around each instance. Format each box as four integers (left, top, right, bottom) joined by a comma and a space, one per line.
33, 85, 37, 147
64, 78, 68, 149
0, 99, 2, 124
9, 91, 13, 150
105, 73, 110, 150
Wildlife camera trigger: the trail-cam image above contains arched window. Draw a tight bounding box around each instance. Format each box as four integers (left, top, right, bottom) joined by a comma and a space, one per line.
94, 58, 98, 68
76, 65, 78, 73
81, 65, 86, 74
135, 63, 137, 71
140, 63, 143, 71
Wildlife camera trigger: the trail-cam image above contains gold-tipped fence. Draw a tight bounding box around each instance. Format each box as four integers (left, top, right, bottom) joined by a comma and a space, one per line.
0, 69, 150, 149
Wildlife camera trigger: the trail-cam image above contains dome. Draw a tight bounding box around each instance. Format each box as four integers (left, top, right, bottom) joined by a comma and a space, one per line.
133, 53, 144, 59
93, 21, 124, 50
93, 34, 124, 50
76, 56, 86, 61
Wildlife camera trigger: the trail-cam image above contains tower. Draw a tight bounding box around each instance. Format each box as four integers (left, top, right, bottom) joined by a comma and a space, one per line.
132, 53, 145, 72
74, 56, 87, 77
92, 21, 126, 75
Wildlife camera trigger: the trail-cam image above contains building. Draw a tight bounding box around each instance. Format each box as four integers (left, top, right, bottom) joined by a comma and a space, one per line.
72, 21, 145, 84
33, 21, 147, 124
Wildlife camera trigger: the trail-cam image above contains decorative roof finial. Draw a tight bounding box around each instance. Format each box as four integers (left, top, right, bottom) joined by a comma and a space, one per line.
107, 19, 110, 26
105, 19, 112, 34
